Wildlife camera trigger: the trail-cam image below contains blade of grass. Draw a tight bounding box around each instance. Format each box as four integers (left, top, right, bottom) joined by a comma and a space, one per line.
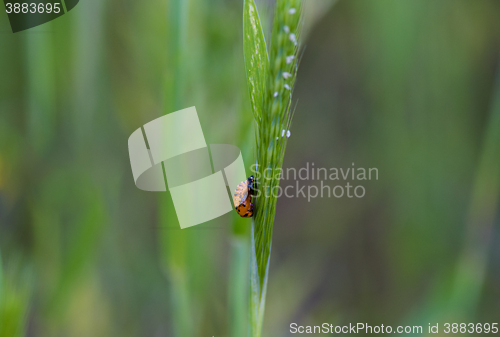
449, 52, 500, 316
243, 2, 269, 336
249, 223, 271, 337
228, 235, 249, 337
25, 24, 56, 156
160, 1, 195, 336
253, 0, 302, 291
242, 2, 269, 336
0, 250, 2, 306
403, 51, 500, 328
243, 0, 269, 124
243, 1, 302, 336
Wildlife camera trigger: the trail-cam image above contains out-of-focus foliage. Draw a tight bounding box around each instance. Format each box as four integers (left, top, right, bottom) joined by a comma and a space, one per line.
0, 257, 31, 337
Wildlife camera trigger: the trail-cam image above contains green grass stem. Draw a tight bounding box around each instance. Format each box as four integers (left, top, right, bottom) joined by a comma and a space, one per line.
243, 0, 302, 335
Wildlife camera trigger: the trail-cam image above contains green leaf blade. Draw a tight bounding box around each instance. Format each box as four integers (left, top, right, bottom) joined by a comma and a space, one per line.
243, 0, 269, 124
0, 250, 2, 306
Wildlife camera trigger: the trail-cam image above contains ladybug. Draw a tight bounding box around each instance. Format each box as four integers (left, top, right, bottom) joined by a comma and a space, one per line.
233, 175, 256, 218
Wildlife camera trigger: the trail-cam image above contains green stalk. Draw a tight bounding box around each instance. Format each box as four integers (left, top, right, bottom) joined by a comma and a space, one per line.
160, 1, 194, 336
0, 251, 3, 311
228, 235, 249, 337
449, 53, 500, 317
243, 0, 302, 335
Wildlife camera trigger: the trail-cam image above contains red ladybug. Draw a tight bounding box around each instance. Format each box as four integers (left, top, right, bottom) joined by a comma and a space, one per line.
233, 176, 256, 218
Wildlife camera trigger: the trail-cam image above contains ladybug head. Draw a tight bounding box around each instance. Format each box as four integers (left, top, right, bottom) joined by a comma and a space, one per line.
247, 175, 256, 196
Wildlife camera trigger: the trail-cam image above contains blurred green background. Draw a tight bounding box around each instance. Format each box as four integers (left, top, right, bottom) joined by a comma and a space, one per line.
1, 0, 500, 336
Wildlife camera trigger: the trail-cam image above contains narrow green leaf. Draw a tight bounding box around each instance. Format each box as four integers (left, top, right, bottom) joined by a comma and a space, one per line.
246, 1, 302, 335
228, 237, 249, 337
249, 222, 271, 337
243, 0, 269, 123
0, 250, 3, 306
249, 226, 261, 337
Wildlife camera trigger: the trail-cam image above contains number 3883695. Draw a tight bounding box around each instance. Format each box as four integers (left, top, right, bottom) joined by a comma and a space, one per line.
5, 3, 61, 14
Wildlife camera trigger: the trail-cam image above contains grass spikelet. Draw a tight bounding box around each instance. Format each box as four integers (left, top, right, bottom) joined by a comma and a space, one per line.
243, 0, 302, 335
